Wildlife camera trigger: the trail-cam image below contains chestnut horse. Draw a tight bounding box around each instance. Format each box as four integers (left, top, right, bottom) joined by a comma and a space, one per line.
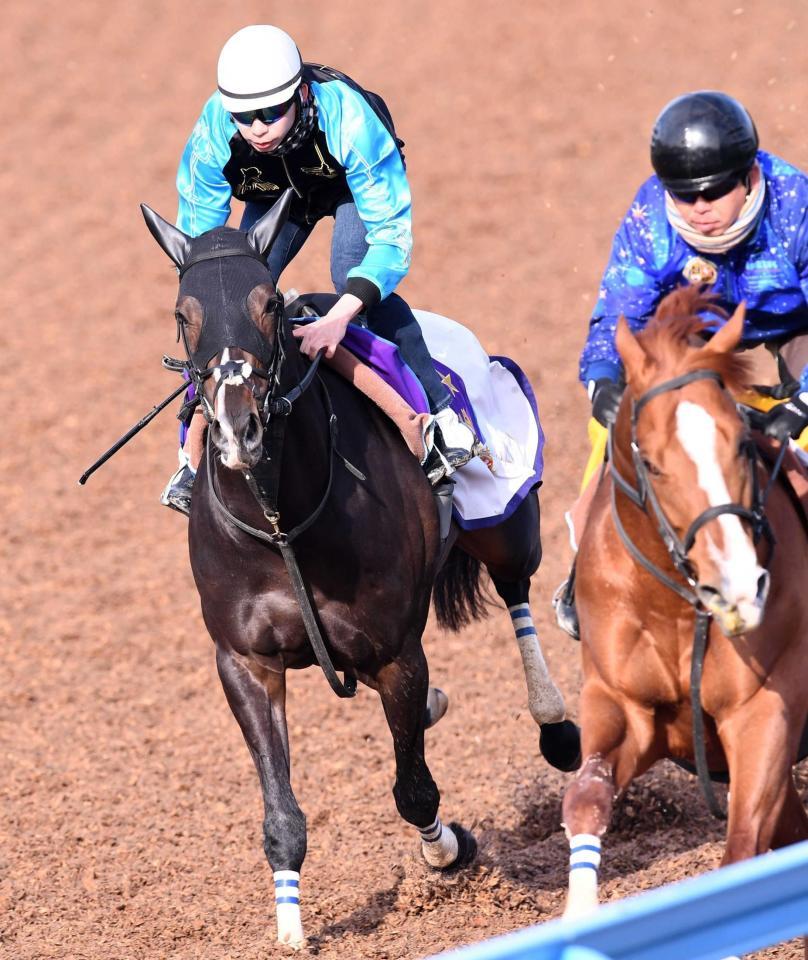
140, 194, 579, 948
562, 288, 808, 932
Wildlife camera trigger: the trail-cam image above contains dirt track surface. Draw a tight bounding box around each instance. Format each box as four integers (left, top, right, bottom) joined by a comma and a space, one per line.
4, 2, 808, 957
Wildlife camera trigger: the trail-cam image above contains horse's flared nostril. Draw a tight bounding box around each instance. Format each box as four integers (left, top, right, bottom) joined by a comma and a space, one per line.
756, 570, 770, 606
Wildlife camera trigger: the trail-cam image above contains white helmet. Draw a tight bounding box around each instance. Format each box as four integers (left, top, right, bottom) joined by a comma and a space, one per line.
217, 25, 302, 113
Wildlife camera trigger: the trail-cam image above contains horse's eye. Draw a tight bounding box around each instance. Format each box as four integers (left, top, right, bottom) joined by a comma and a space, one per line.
643, 458, 662, 477
175, 310, 186, 325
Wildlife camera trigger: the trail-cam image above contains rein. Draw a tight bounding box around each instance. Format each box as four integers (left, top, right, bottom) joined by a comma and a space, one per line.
608, 368, 784, 819
204, 375, 357, 699
186, 297, 357, 699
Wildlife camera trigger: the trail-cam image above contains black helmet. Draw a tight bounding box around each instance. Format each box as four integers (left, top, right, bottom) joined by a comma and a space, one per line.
650, 91, 758, 197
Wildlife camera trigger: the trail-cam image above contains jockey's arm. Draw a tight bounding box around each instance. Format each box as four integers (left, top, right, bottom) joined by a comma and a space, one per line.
579, 180, 667, 396
175, 94, 235, 236
315, 79, 412, 309
292, 293, 364, 359
765, 219, 808, 440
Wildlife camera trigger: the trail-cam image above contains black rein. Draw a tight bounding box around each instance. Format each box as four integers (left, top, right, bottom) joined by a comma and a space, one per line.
607, 368, 784, 819
187, 301, 357, 700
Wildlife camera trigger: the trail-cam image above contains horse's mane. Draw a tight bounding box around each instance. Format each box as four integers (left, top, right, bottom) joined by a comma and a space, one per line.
636, 285, 753, 393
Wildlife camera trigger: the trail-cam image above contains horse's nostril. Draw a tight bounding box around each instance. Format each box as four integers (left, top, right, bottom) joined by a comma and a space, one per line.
245, 413, 262, 447
756, 571, 770, 604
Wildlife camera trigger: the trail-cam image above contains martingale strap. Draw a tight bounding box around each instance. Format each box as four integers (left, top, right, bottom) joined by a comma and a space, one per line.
206, 374, 357, 699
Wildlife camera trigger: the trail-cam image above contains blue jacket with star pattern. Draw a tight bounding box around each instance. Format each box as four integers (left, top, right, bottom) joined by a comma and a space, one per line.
580, 150, 808, 391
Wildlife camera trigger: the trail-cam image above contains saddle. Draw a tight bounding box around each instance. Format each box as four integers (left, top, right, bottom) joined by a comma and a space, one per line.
283, 291, 430, 460
283, 292, 454, 545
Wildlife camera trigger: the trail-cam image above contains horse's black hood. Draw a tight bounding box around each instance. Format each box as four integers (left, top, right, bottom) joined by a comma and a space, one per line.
179, 227, 276, 368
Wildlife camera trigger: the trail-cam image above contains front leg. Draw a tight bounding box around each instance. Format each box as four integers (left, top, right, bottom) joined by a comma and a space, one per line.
561, 681, 654, 919
375, 646, 476, 870
216, 647, 306, 948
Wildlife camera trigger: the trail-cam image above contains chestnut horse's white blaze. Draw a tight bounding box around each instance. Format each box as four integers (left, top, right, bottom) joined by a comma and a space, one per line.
676, 400, 768, 628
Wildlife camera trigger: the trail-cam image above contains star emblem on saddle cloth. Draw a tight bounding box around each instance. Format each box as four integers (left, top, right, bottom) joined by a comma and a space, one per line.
683, 256, 718, 286
440, 372, 460, 396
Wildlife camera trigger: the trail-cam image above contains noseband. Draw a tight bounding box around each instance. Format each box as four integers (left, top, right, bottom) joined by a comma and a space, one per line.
608, 368, 776, 607
606, 367, 785, 820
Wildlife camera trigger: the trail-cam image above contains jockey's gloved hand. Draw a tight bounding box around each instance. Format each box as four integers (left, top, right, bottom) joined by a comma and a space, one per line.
589, 378, 624, 428
764, 390, 808, 441
752, 378, 800, 401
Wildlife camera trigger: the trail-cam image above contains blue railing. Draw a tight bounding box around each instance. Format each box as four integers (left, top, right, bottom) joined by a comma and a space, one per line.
428, 840, 808, 960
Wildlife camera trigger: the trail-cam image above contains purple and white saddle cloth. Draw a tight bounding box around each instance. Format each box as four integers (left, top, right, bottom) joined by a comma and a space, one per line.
339, 309, 544, 531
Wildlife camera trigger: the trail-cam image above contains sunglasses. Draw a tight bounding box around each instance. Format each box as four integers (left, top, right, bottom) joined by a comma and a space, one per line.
231, 98, 295, 126
670, 176, 745, 205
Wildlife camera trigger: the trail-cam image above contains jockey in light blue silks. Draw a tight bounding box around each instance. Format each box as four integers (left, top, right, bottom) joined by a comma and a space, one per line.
554, 90, 808, 638
162, 24, 477, 514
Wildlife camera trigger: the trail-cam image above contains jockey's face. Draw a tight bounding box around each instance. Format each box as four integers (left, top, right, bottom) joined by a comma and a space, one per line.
670, 164, 759, 237
234, 84, 306, 154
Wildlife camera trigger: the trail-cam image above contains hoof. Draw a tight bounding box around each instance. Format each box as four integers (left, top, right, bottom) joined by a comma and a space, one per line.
441, 823, 477, 871
540, 720, 582, 772
277, 931, 306, 951
425, 687, 449, 729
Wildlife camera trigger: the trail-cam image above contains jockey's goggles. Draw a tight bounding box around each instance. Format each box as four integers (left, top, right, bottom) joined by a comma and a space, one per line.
231, 97, 295, 126
669, 174, 746, 205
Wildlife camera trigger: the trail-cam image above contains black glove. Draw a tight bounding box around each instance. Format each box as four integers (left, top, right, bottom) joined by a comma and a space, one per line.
752, 378, 800, 401
764, 392, 808, 441
590, 378, 624, 428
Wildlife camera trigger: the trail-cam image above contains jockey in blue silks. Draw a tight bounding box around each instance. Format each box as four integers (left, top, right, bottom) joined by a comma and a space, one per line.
554, 90, 808, 638
162, 24, 476, 514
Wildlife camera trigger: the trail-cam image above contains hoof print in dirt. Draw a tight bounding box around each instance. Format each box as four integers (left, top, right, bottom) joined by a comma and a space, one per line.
441, 822, 477, 871
540, 719, 582, 772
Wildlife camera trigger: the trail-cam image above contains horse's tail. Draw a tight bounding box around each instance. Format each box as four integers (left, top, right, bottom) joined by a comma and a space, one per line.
433, 546, 491, 631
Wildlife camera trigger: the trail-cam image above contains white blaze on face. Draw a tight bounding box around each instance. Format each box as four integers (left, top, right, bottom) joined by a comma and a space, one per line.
214, 348, 244, 468
676, 401, 764, 616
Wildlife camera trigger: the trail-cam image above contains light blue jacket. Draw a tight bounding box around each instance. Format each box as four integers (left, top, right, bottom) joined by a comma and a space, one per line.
176, 78, 412, 303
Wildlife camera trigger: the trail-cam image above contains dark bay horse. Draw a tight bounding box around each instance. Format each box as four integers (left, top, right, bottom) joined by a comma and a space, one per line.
561, 287, 808, 933
141, 193, 578, 947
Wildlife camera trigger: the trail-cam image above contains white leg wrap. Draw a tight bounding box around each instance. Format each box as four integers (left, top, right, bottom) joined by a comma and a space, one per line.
419, 817, 458, 868
564, 833, 601, 919
509, 604, 566, 724
274, 870, 304, 949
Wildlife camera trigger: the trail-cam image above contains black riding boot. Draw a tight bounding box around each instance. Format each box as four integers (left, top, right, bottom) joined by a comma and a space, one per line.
552, 562, 579, 640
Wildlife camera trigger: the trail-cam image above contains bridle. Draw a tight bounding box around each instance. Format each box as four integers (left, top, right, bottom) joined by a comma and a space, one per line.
606, 367, 785, 819
173, 258, 356, 699
175, 289, 297, 426
608, 368, 777, 608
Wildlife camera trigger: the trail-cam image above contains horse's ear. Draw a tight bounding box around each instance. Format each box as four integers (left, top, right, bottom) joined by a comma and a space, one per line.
704, 301, 746, 355
246, 188, 294, 256
615, 314, 651, 387
141, 204, 191, 270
